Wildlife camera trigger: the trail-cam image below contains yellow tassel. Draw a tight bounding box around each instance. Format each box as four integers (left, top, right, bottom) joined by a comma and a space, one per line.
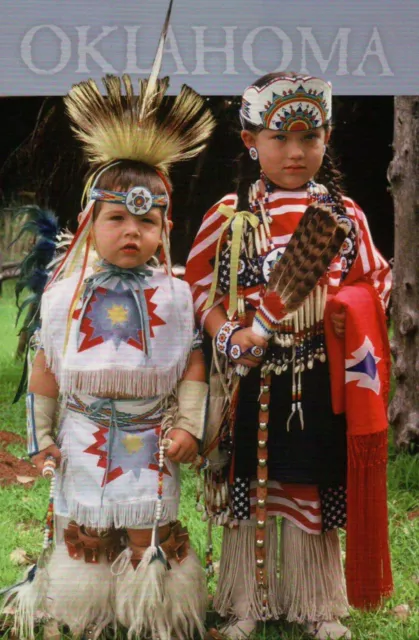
204, 205, 259, 319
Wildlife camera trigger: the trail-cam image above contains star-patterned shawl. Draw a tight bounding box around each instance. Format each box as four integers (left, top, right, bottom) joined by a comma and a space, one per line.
325, 282, 393, 610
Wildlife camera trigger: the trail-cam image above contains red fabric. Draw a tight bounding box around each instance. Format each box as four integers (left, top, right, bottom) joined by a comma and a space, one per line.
325, 283, 393, 608
262, 291, 286, 315
155, 169, 173, 221
184, 191, 392, 327
249, 482, 322, 534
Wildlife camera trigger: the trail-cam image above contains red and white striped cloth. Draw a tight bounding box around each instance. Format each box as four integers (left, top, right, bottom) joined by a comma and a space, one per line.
249, 481, 322, 534
184, 188, 391, 327
185, 187, 391, 538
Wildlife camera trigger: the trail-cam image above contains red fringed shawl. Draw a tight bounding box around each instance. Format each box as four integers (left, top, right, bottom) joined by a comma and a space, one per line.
325, 283, 393, 609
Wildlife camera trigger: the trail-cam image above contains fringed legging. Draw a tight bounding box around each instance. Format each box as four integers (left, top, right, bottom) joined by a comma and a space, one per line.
214, 518, 349, 623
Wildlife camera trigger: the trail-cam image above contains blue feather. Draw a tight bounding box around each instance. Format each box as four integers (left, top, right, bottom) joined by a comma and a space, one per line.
12, 206, 60, 402
27, 268, 49, 294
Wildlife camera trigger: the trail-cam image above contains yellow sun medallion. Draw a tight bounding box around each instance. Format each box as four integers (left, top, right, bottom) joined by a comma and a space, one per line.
122, 434, 144, 454
107, 304, 129, 325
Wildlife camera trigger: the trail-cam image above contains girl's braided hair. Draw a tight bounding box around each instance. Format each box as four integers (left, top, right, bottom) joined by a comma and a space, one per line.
315, 151, 347, 218
235, 71, 346, 217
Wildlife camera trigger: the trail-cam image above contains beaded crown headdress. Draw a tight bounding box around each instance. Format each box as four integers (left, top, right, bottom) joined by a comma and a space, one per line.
240, 74, 332, 131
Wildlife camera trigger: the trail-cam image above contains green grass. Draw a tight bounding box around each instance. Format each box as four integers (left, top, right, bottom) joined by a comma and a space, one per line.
0, 279, 418, 639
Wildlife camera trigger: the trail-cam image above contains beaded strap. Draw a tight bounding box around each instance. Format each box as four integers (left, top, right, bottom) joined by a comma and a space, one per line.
253, 292, 286, 340
156, 431, 168, 525
191, 327, 204, 351
205, 520, 214, 577
42, 456, 56, 552
255, 371, 271, 618
248, 177, 275, 258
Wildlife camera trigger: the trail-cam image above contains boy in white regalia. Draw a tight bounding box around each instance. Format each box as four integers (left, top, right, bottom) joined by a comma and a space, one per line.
4, 40, 215, 640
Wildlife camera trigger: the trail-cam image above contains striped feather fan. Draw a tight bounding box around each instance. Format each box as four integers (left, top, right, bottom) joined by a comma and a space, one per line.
266, 204, 351, 313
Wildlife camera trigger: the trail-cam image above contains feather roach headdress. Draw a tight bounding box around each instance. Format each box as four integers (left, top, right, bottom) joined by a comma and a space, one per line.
46, 0, 215, 291
65, 0, 214, 181
65, 75, 215, 182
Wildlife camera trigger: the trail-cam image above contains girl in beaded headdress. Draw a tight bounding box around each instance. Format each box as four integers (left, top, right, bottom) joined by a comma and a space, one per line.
184, 72, 393, 640
1, 6, 216, 638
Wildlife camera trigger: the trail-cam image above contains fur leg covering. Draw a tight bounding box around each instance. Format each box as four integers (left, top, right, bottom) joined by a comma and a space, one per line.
1, 563, 50, 640
114, 547, 207, 640
213, 518, 281, 621
279, 518, 349, 623
45, 543, 114, 638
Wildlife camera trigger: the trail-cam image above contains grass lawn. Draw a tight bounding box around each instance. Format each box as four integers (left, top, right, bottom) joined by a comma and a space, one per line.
0, 279, 418, 639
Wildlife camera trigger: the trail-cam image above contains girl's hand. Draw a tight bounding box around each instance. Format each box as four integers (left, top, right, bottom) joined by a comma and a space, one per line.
31, 444, 61, 475
165, 429, 199, 464
331, 310, 346, 338
229, 327, 268, 368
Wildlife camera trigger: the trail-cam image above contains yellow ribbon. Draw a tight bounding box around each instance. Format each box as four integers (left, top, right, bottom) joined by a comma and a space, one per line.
204, 204, 259, 319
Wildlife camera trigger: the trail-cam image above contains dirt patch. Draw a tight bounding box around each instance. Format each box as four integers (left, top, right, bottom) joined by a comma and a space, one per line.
0, 431, 38, 485
0, 430, 24, 447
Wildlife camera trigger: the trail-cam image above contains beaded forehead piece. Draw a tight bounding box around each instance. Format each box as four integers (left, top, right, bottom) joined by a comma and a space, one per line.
90, 187, 168, 216
240, 74, 332, 131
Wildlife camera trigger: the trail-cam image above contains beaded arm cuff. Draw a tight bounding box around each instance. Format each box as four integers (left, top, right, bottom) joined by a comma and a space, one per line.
252, 292, 286, 340
215, 320, 241, 358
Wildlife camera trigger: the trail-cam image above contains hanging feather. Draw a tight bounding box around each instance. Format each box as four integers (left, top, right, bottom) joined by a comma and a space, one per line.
10, 206, 60, 402
0, 563, 50, 640
65, 74, 215, 178
139, 0, 174, 123
0, 564, 37, 598
0, 460, 56, 639
12, 206, 59, 311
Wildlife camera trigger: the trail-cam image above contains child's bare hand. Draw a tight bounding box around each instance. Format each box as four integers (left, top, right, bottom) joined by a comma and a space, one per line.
165, 429, 198, 464
31, 444, 61, 475
331, 310, 346, 338
230, 328, 268, 368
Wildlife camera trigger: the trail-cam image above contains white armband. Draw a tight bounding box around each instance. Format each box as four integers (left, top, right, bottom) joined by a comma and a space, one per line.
26, 392, 57, 457
173, 380, 208, 442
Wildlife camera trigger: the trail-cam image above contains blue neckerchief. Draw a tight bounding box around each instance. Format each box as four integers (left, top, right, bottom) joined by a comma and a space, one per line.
76, 259, 153, 357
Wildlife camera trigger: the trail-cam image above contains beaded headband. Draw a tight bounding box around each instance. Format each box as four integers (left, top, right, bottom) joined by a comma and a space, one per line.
91, 188, 168, 216
85, 161, 170, 218
240, 75, 332, 131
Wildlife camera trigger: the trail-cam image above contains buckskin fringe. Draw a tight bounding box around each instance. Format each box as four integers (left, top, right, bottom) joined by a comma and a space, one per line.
62, 497, 179, 530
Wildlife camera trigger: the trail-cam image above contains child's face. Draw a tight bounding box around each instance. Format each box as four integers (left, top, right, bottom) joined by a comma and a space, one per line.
242, 126, 330, 190
91, 202, 164, 268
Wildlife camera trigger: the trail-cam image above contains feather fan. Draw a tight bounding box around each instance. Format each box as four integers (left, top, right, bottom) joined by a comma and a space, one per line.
250, 204, 351, 341
266, 204, 351, 311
